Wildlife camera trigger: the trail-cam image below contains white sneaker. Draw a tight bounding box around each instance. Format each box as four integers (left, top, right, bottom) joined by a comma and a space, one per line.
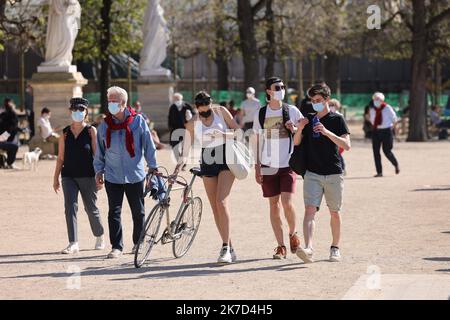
107, 249, 123, 259
95, 236, 105, 250
217, 246, 233, 264
330, 246, 342, 262
61, 243, 79, 255
230, 247, 237, 262
296, 247, 314, 264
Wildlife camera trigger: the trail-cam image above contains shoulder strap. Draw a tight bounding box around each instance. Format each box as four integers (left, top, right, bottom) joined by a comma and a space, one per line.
282, 104, 293, 152
63, 125, 71, 140
259, 106, 268, 129
282, 103, 291, 126
86, 125, 93, 139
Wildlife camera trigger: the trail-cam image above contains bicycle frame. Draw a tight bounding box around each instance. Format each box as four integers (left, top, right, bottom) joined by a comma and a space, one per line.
153, 171, 199, 243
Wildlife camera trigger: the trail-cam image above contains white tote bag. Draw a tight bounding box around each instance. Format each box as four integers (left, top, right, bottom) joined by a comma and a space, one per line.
225, 140, 253, 180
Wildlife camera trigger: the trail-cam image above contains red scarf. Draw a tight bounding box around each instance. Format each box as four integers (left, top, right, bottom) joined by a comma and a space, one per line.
374, 103, 387, 130
105, 107, 136, 158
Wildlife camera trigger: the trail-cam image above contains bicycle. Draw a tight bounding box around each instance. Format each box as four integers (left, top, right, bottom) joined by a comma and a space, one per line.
134, 166, 203, 268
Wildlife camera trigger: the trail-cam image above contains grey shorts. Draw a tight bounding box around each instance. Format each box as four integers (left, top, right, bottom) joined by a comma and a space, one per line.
303, 170, 344, 212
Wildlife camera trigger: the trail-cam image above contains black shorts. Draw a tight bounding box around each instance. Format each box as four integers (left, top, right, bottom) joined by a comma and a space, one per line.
200, 144, 230, 177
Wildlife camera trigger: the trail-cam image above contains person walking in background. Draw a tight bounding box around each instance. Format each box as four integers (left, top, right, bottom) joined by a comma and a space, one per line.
168, 93, 193, 169
293, 82, 351, 264
234, 108, 245, 129
370, 92, 400, 178
241, 87, 261, 132
227, 100, 238, 118
178, 91, 240, 264
53, 98, 105, 254
363, 102, 374, 140
0, 98, 19, 169
253, 77, 303, 260
94, 86, 158, 259
133, 101, 149, 123
25, 85, 35, 138
37, 107, 61, 157
93, 114, 106, 128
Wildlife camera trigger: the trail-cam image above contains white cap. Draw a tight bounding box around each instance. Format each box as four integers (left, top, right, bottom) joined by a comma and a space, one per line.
246, 87, 255, 94
373, 92, 385, 101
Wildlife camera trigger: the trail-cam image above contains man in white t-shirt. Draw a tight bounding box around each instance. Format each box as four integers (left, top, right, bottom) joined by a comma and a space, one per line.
37, 107, 60, 155
369, 92, 400, 177
253, 77, 304, 260
241, 87, 261, 132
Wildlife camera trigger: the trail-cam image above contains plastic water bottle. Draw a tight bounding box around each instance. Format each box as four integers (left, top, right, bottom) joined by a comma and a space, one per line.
312, 116, 321, 138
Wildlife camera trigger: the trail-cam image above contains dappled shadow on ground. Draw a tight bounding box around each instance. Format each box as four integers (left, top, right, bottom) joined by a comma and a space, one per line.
2, 258, 311, 281
412, 185, 450, 192
436, 269, 450, 273
0, 250, 108, 265
423, 257, 450, 262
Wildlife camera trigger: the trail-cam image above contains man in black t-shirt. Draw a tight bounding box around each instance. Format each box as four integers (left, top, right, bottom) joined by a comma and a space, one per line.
293, 83, 351, 264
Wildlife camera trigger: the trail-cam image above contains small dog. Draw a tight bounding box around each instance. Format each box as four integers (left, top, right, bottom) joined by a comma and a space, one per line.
23, 147, 43, 171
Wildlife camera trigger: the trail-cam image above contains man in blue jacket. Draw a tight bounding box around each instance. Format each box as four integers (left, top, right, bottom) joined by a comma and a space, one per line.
94, 86, 158, 259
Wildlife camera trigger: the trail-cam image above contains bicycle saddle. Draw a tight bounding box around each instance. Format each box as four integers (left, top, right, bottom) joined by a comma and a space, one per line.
190, 167, 202, 177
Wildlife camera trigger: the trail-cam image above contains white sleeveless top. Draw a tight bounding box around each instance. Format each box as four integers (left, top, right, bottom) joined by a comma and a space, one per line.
194, 108, 229, 148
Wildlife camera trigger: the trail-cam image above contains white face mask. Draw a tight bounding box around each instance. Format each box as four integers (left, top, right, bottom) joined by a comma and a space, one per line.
246, 93, 254, 99
273, 90, 285, 101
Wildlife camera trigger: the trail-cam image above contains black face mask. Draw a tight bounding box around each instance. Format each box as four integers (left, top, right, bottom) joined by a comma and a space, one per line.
199, 110, 212, 118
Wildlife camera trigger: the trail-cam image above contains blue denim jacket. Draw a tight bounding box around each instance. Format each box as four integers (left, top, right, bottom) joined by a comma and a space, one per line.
94, 109, 157, 184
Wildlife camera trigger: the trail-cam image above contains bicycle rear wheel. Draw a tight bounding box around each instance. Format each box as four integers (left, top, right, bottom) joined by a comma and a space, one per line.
172, 197, 203, 258
134, 204, 165, 268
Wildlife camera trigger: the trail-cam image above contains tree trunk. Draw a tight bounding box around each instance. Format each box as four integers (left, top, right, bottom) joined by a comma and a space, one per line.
264, 0, 275, 79
408, 0, 428, 142
296, 58, 304, 101
435, 61, 442, 106
310, 55, 316, 86
191, 56, 196, 100
100, 0, 112, 112
238, 0, 261, 90
127, 54, 132, 105
215, 55, 229, 91
215, 17, 229, 91
282, 57, 289, 102
173, 48, 178, 92
324, 52, 339, 94
19, 50, 25, 110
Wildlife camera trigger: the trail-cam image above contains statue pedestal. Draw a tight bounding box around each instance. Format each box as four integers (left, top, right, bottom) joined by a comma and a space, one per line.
137, 76, 174, 133
29, 69, 88, 131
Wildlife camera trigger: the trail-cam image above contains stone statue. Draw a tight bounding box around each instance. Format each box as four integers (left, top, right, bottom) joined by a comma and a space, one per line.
140, 0, 171, 78
41, 0, 81, 68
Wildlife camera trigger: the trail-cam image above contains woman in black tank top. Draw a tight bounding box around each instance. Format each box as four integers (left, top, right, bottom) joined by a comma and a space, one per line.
61, 125, 96, 178
53, 98, 105, 255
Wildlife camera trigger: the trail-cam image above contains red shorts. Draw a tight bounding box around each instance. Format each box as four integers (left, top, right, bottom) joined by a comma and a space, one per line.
261, 166, 297, 198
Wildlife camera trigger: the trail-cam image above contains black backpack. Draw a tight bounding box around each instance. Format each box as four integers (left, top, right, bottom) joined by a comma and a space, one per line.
258, 104, 308, 178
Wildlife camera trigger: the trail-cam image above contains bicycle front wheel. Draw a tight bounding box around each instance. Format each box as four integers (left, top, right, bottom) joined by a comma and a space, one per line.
134, 204, 165, 268
172, 197, 203, 258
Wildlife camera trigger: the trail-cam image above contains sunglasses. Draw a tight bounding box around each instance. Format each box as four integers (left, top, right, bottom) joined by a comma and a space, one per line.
70, 106, 87, 112
273, 85, 286, 92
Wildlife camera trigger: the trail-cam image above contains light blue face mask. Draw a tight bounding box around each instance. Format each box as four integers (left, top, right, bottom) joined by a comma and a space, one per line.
71, 111, 85, 122
374, 100, 382, 108
312, 102, 325, 112
108, 102, 121, 115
